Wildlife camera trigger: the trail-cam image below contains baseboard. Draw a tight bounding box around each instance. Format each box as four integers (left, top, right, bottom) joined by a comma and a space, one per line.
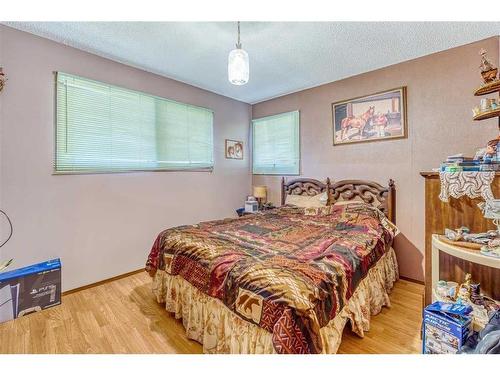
62, 268, 144, 296
400, 275, 425, 285
62, 270, 424, 296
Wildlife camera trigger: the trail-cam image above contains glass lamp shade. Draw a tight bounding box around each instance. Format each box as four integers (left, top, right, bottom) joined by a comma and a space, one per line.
228, 48, 249, 85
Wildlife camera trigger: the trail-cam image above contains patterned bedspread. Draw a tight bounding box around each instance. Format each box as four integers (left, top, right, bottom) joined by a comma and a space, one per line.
146, 203, 398, 354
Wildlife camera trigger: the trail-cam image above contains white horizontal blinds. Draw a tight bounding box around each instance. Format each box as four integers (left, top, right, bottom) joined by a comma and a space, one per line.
109, 87, 156, 170
55, 72, 213, 173
252, 111, 300, 175
155, 100, 213, 169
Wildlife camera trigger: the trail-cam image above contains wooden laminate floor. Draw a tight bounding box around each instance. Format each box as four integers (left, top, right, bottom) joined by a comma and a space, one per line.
0, 272, 423, 354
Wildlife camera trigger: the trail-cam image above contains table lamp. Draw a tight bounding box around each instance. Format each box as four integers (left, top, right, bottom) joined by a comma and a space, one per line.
483, 199, 500, 233
253, 186, 267, 209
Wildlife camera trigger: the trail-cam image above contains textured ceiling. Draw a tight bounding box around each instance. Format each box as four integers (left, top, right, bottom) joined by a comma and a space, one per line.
4, 22, 500, 103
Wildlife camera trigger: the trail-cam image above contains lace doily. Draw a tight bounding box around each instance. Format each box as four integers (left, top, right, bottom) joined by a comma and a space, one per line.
439, 171, 495, 202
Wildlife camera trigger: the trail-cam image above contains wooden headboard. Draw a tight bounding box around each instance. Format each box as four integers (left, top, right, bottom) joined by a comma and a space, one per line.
281, 177, 331, 205
329, 179, 396, 223
281, 177, 396, 223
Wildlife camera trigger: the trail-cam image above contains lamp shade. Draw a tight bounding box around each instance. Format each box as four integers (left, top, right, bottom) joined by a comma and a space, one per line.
228, 48, 249, 85
253, 186, 267, 199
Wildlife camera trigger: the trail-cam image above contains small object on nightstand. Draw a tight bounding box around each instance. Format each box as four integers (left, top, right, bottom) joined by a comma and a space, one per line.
244, 196, 259, 213
237, 201, 276, 217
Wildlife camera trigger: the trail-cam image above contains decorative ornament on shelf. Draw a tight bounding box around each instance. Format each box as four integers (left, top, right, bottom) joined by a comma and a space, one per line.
456, 273, 473, 303
473, 49, 500, 128
228, 21, 249, 86
483, 199, 500, 233
479, 49, 498, 84
0, 67, 6, 93
484, 135, 500, 160
479, 199, 500, 258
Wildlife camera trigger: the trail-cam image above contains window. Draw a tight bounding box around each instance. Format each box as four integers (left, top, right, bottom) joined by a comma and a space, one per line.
55, 72, 213, 173
252, 110, 300, 175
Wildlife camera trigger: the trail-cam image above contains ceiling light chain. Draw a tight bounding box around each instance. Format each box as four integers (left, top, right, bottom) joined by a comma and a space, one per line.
236, 21, 241, 49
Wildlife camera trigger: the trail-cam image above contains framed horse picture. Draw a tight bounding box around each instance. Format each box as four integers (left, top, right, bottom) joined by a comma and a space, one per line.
332, 87, 407, 145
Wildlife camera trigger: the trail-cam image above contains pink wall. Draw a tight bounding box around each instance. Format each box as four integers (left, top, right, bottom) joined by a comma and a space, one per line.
252, 37, 500, 282
0, 25, 252, 291
1, 25, 498, 288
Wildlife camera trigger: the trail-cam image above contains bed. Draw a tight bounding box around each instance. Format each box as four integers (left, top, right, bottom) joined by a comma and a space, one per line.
146, 178, 398, 354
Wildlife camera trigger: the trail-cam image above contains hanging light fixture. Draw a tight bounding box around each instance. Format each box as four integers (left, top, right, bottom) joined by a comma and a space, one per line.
228, 21, 249, 86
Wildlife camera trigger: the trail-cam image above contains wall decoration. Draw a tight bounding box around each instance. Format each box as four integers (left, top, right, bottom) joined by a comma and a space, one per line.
225, 139, 244, 159
332, 87, 407, 145
479, 49, 498, 84
0, 68, 6, 93
473, 49, 500, 125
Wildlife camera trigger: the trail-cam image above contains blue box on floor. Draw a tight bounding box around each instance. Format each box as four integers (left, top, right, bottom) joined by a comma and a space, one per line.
0, 258, 61, 323
422, 301, 472, 354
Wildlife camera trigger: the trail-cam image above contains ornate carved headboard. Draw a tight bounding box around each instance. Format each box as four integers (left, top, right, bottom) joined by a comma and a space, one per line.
281, 177, 396, 223
329, 179, 396, 223
281, 177, 331, 205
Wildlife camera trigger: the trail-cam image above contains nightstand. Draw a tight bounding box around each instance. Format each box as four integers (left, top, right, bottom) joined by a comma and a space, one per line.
236, 205, 275, 217
236, 208, 258, 217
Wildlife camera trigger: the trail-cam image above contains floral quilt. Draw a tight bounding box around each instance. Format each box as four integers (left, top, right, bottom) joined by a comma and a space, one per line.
146, 203, 398, 354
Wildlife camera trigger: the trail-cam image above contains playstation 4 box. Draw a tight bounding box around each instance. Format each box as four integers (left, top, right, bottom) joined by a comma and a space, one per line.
422, 301, 472, 354
0, 258, 61, 324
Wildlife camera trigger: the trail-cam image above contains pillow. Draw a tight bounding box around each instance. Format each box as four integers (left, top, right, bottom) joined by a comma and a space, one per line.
333, 200, 366, 206
332, 200, 399, 234
285, 192, 328, 208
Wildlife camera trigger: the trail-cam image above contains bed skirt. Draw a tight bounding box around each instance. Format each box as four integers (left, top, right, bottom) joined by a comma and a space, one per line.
152, 247, 399, 354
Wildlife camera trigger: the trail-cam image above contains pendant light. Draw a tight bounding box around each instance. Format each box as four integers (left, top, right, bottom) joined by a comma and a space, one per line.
228, 21, 249, 85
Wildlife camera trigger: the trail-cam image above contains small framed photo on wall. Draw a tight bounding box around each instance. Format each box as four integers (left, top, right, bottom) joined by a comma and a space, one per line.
332, 87, 407, 145
225, 139, 244, 160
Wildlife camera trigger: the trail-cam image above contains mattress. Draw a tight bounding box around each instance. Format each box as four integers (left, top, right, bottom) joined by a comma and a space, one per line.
146, 203, 399, 354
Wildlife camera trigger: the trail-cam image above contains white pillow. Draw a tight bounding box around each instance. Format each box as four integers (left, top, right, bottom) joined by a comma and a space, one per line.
333, 200, 359, 206
285, 192, 328, 208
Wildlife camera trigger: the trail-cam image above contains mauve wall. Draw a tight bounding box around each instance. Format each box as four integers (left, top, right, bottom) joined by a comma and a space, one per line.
252, 36, 500, 282
0, 25, 252, 291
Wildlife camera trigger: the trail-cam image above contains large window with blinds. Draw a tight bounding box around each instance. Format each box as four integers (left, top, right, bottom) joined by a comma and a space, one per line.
252, 111, 300, 175
55, 72, 214, 173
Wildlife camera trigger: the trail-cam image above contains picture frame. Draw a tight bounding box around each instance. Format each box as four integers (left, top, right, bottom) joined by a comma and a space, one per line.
332, 87, 407, 145
225, 139, 244, 160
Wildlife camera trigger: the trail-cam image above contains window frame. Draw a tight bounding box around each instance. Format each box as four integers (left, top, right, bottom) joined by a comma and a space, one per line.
251, 110, 301, 176
53, 72, 215, 175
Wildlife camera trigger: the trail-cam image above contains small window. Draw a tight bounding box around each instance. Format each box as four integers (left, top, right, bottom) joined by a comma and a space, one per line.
55, 72, 214, 173
252, 111, 300, 175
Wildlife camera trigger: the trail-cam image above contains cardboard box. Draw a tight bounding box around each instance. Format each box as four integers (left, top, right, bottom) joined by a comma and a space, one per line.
0, 258, 61, 323
422, 301, 472, 354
